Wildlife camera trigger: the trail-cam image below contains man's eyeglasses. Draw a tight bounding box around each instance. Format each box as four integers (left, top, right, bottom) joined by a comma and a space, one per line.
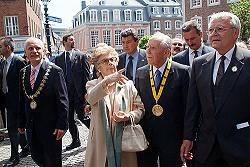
172, 43, 183, 46
207, 26, 235, 35
99, 57, 118, 65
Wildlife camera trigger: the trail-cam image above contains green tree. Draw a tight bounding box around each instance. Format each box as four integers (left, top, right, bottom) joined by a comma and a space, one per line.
139, 35, 151, 50
230, 0, 250, 41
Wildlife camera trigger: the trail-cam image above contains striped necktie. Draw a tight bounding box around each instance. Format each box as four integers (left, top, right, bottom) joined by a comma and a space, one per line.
30, 68, 36, 89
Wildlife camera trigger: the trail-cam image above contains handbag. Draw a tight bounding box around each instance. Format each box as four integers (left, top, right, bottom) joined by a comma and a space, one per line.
122, 114, 149, 152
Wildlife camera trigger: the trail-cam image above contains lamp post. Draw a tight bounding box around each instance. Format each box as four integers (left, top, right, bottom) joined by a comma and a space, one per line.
41, 0, 52, 55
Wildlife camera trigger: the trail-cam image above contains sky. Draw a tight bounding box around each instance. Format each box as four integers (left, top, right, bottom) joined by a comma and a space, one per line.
45, 0, 89, 28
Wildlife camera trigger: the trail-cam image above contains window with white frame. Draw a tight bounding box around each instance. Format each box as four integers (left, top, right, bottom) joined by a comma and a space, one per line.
191, 16, 202, 27
124, 10, 132, 21
227, 0, 237, 3
208, 0, 220, 5
163, 7, 170, 15
90, 30, 99, 48
90, 10, 98, 22
152, 7, 160, 14
113, 9, 120, 22
153, 20, 160, 30
135, 10, 143, 21
207, 15, 212, 28
190, 0, 202, 8
137, 29, 145, 39
4, 16, 19, 36
103, 30, 111, 46
165, 20, 171, 30
101, 10, 109, 22
175, 20, 182, 29
173, 7, 181, 15
114, 30, 122, 46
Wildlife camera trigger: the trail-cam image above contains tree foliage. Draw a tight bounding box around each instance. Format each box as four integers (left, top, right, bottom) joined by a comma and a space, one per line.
139, 35, 151, 50
230, 0, 250, 41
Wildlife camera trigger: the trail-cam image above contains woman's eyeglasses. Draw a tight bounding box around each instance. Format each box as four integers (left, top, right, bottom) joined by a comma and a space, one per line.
99, 57, 118, 65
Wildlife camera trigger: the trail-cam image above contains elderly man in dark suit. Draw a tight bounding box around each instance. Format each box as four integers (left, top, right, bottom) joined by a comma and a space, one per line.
18, 37, 68, 167
0, 56, 6, 129
0, 37, 29, 167
173, 20, 214, 67
181, 12, 250, 167
117, 28, 147, 82
54, 34, 90, 150
136, 32, 190, 167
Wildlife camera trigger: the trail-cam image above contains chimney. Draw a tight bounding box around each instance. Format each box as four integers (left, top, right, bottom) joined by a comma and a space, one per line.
81, 1, 86, 10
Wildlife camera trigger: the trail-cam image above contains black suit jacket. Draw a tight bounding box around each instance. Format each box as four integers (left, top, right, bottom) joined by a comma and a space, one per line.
117, 49, 147, 78
173, 45, 214, 66
19, 60, 68, 144
184, 46, 250, 166
135, 61, 189, 152
54, 50, 90, 112
4, 55, 26, 115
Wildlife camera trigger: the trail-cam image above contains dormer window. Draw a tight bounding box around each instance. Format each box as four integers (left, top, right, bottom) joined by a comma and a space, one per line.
99, 0, 105, 5
121, 0, 128, 6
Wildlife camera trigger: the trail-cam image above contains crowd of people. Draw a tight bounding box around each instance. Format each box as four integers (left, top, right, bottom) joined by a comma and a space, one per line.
0, 11, 250, 167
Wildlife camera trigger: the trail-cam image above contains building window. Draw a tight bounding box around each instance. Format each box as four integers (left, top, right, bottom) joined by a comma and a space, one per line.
4, 16, 19, 36
101, 10, 109, 22
91, 30, 99, 48
175, 20, 182, 29
152, 7, 159, 14
208, 15, 212, 28
90, 10, 98, 22
163, 7, 170, 15
165, 20, 171, 30
124, 10, 132, 21
113, 9, 121, 22
173, 7, 181, 15
137, 29, 145, 39
191, 16, 202, 27
114, 30, 121, 46
227, 0, 238, 3
135, 10, 143, 21
208, 0, 220, 5
153, 20, 160, 30
190, 0, 202, 8
103, 30, 111, 46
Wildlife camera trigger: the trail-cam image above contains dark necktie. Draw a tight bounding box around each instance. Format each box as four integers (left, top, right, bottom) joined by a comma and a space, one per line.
65, 52, 71, 80
126, 56, 133, 80
155, 69, 161, 88
215, 56, 226, 86
193, 50, 199, 58
2, 60, 8, 94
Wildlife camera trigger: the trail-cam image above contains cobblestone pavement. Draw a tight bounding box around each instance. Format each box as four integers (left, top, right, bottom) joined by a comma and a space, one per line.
0, 121, 89, 167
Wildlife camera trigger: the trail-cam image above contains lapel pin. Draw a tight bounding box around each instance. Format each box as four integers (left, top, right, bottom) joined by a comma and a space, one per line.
232, 66, 237, 72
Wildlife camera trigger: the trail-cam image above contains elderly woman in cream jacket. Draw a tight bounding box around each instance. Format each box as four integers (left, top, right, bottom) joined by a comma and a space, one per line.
84, 43, 145, 167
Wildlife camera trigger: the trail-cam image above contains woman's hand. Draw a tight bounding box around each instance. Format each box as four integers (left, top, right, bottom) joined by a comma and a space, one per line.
103, 69, 127, 86
112, 111, 130, 122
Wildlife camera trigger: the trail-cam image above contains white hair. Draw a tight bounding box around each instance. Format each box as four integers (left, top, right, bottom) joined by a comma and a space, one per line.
150, 32, 172, 50
24, 37, 44, 49
209, 12, 241, 30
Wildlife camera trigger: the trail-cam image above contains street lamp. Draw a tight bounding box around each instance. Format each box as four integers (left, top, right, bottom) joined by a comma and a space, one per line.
41, 0, 52, 55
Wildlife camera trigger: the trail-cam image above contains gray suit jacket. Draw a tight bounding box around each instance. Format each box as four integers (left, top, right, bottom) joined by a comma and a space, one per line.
184, 46, 250, 166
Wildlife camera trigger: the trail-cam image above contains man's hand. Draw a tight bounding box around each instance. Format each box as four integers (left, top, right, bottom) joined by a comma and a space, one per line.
180, 140, 193, 162
18, 128, 26, 134
53, 129, 66, 140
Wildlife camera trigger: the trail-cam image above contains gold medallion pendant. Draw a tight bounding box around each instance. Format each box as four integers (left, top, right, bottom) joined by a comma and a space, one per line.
152, 104, 163, 116
30, 100, 37, 110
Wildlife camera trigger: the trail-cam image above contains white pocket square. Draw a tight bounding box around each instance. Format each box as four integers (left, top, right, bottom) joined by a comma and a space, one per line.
236, 122, 249, 129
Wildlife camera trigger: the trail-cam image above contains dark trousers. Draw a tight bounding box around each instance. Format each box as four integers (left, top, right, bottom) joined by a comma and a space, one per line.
137, 145, 182, 167
68, 101, 79, 142
30, 128, 62, 167
7, 111, 28, 158
0, 108, 6, 128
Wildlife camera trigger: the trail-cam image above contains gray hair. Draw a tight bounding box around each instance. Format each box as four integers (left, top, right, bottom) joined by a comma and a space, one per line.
24, 37, 44, 49
209, 12, 241, 30
150, 32, 172, 50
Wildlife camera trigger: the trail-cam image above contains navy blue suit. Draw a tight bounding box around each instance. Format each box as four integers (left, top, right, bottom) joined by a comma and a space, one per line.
135, 61, 190, 167
19, 60, 68, 167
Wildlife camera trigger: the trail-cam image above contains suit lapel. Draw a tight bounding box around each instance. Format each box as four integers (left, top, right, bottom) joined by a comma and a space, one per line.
136, 49, 146, 69
201, 52, 216, 111
216, 47, 244, 112
184, 50, 190, 65
71, 50, 78, 68
33, 61, 47, 92
6, 56, 15, 78
119, 54, 126, 69
24, 65, 33, 95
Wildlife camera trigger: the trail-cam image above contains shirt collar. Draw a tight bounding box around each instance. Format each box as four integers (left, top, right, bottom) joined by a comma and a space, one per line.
126, 48, 139, 60
153, 58, 169, 75
215, 45, 235, 63
189, 43, 203, 55
31, 59, 43, 72
6, 53, 14, 64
